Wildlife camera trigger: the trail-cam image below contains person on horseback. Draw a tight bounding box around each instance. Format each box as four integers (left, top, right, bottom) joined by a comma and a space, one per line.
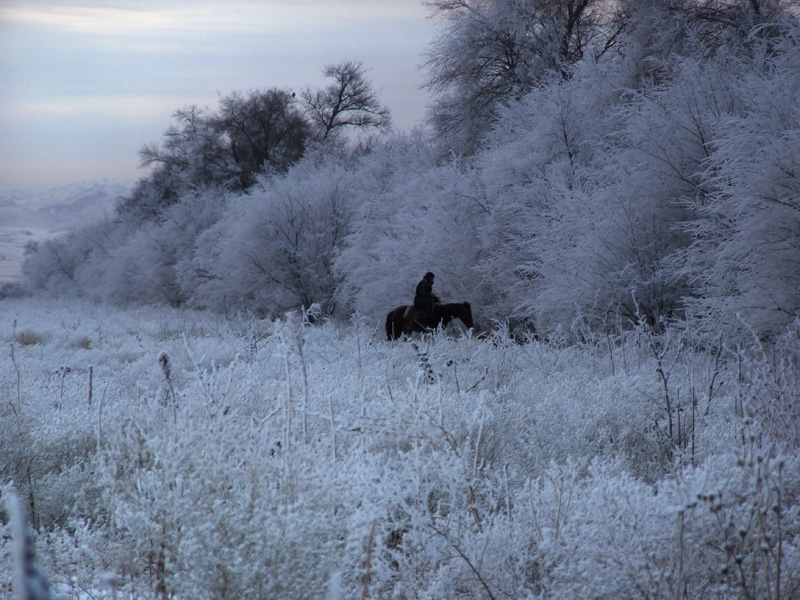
414, 272, 438, 325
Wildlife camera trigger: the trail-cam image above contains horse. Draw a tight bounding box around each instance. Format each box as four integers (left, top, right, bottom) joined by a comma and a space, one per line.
385, 302, 474, 340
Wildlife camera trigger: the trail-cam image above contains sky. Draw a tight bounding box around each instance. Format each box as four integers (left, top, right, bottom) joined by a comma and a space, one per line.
0, 0, 438, 186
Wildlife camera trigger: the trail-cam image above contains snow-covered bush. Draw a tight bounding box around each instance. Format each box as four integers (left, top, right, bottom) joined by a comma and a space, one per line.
189, 155, 357, 316
685, 31, 800, 341
4, 297, 799, 599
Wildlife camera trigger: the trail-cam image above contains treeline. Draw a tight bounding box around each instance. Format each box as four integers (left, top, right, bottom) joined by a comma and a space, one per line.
21, 0, 800, 342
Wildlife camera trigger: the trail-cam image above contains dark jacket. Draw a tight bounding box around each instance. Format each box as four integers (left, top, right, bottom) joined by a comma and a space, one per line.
414, 278, 434, 309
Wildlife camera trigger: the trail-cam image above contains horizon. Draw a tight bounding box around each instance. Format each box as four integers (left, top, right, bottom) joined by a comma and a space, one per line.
0, 174, 137, 191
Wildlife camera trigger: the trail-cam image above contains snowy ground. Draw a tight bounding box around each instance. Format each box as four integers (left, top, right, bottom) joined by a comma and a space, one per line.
1, 298, 797, 599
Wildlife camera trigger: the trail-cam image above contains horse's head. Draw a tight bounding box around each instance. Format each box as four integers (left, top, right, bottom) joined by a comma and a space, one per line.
429, 301, 474, 333
459, 302, 474, 330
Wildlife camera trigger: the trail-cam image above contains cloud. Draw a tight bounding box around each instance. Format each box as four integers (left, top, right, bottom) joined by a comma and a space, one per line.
0, 1, 428, 37
5, 95, 209, 119
0, 0, 435, 184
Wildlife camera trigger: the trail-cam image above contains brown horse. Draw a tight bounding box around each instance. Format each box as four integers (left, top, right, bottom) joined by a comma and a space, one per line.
385, 302, 474, 340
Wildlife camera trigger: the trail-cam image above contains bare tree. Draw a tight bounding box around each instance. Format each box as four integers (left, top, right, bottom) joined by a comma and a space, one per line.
302, 61, 392, 141
214, 88, 310, 186
676, 0, 799, 53
122, 89, 311, 222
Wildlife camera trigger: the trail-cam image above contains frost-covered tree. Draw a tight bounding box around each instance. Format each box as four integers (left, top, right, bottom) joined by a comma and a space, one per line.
332, 132, 436, 314
468, 64, 618, 330
686, 28, 800, 339
677, 0, 800, 54
422, 0, 799, 158
334, 132, 484, 322
22, 220, 116, 297
189, 155, 357, 315
423, 0, 628, 155
534, 57, 738, 333
464, 41, 753, 337
84, 190, 227, 306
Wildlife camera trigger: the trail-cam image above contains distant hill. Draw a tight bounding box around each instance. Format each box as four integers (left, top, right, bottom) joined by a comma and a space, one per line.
0, 178, 133, 283
0, 178, 133, 230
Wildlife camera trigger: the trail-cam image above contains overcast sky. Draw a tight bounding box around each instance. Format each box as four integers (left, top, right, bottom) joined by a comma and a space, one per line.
0, 0, 437, 186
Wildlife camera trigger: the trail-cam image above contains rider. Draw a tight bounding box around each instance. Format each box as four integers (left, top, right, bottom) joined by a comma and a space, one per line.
413, 272, 438, 324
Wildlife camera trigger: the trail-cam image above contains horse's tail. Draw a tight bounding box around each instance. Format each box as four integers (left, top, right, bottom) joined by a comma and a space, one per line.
385, 310, 394, 341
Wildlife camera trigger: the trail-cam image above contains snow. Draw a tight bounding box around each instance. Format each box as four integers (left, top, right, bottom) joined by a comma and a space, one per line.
1, 297, 798, 598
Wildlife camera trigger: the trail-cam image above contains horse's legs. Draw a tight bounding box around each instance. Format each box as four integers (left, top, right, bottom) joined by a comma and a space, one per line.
392, 311, 406, 340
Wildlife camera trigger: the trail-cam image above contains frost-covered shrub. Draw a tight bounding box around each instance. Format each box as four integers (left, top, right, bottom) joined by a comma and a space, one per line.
3, 297, 799, 599
84, 188, 226, 306
533, 449, 800, 599
21, 223, 107, 297
0, 343, 98, 531
190, 155, 357, 316
735, 321, 800, 452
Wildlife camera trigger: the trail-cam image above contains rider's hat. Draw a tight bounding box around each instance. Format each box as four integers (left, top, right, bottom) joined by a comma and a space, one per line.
424, 272, 435, 280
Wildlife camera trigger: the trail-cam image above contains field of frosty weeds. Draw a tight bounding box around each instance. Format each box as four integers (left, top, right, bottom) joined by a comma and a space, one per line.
2, 297, 799, 600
